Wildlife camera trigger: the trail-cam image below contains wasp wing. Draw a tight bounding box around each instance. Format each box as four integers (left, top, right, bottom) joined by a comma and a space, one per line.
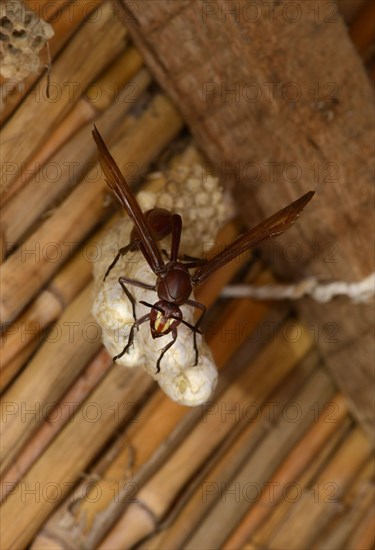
92, 126, 165, 273
192, 191, 314, 286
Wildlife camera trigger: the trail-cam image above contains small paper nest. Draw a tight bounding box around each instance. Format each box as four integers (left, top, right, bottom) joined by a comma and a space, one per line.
0, 0, 54, 81
92, 164, 234, 406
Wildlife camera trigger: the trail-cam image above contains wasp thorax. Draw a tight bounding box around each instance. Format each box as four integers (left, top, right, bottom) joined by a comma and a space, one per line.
150, 301, 182, 338
157, 263, 192, 305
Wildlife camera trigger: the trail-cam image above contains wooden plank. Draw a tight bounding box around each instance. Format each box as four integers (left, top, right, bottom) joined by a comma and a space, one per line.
114, 0, 375, 436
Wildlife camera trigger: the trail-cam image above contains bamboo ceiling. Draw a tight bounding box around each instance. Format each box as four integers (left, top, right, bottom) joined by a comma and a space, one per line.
0, 1, 374, 549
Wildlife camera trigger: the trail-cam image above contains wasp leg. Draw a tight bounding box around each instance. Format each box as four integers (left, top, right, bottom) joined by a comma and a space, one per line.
103, 240, 140, 281
113, 313, 150, 361
156, 328, 178, 374
185, 299, 206, 366
118, 276, 156, 322
119, 279, 137, 321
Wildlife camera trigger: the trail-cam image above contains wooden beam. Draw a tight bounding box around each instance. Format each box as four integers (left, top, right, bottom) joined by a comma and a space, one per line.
114, 0, 374, 437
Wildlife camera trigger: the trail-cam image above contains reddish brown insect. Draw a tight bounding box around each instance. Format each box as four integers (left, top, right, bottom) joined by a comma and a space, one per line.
93, 126, 314, 373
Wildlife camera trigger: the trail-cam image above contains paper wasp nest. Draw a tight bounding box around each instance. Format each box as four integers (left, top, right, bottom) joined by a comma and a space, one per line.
93, 160, 234, 406
0, 0, 54, 81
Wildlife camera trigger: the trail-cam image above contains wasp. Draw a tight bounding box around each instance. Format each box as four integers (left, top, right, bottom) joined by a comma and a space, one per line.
93, 126, 314, 372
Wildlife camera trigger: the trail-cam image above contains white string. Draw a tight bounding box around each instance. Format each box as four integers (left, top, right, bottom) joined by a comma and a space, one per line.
221, 273, 375, 304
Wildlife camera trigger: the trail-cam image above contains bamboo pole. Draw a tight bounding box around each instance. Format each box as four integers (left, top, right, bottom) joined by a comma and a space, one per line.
269, 491, 342, 550
0, 1, 126, 196
0, 93, 183, 326
2, 68, 151, 251
0, 341, 38, 393
205, 284, 270, 368
0, 291, 61, 390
